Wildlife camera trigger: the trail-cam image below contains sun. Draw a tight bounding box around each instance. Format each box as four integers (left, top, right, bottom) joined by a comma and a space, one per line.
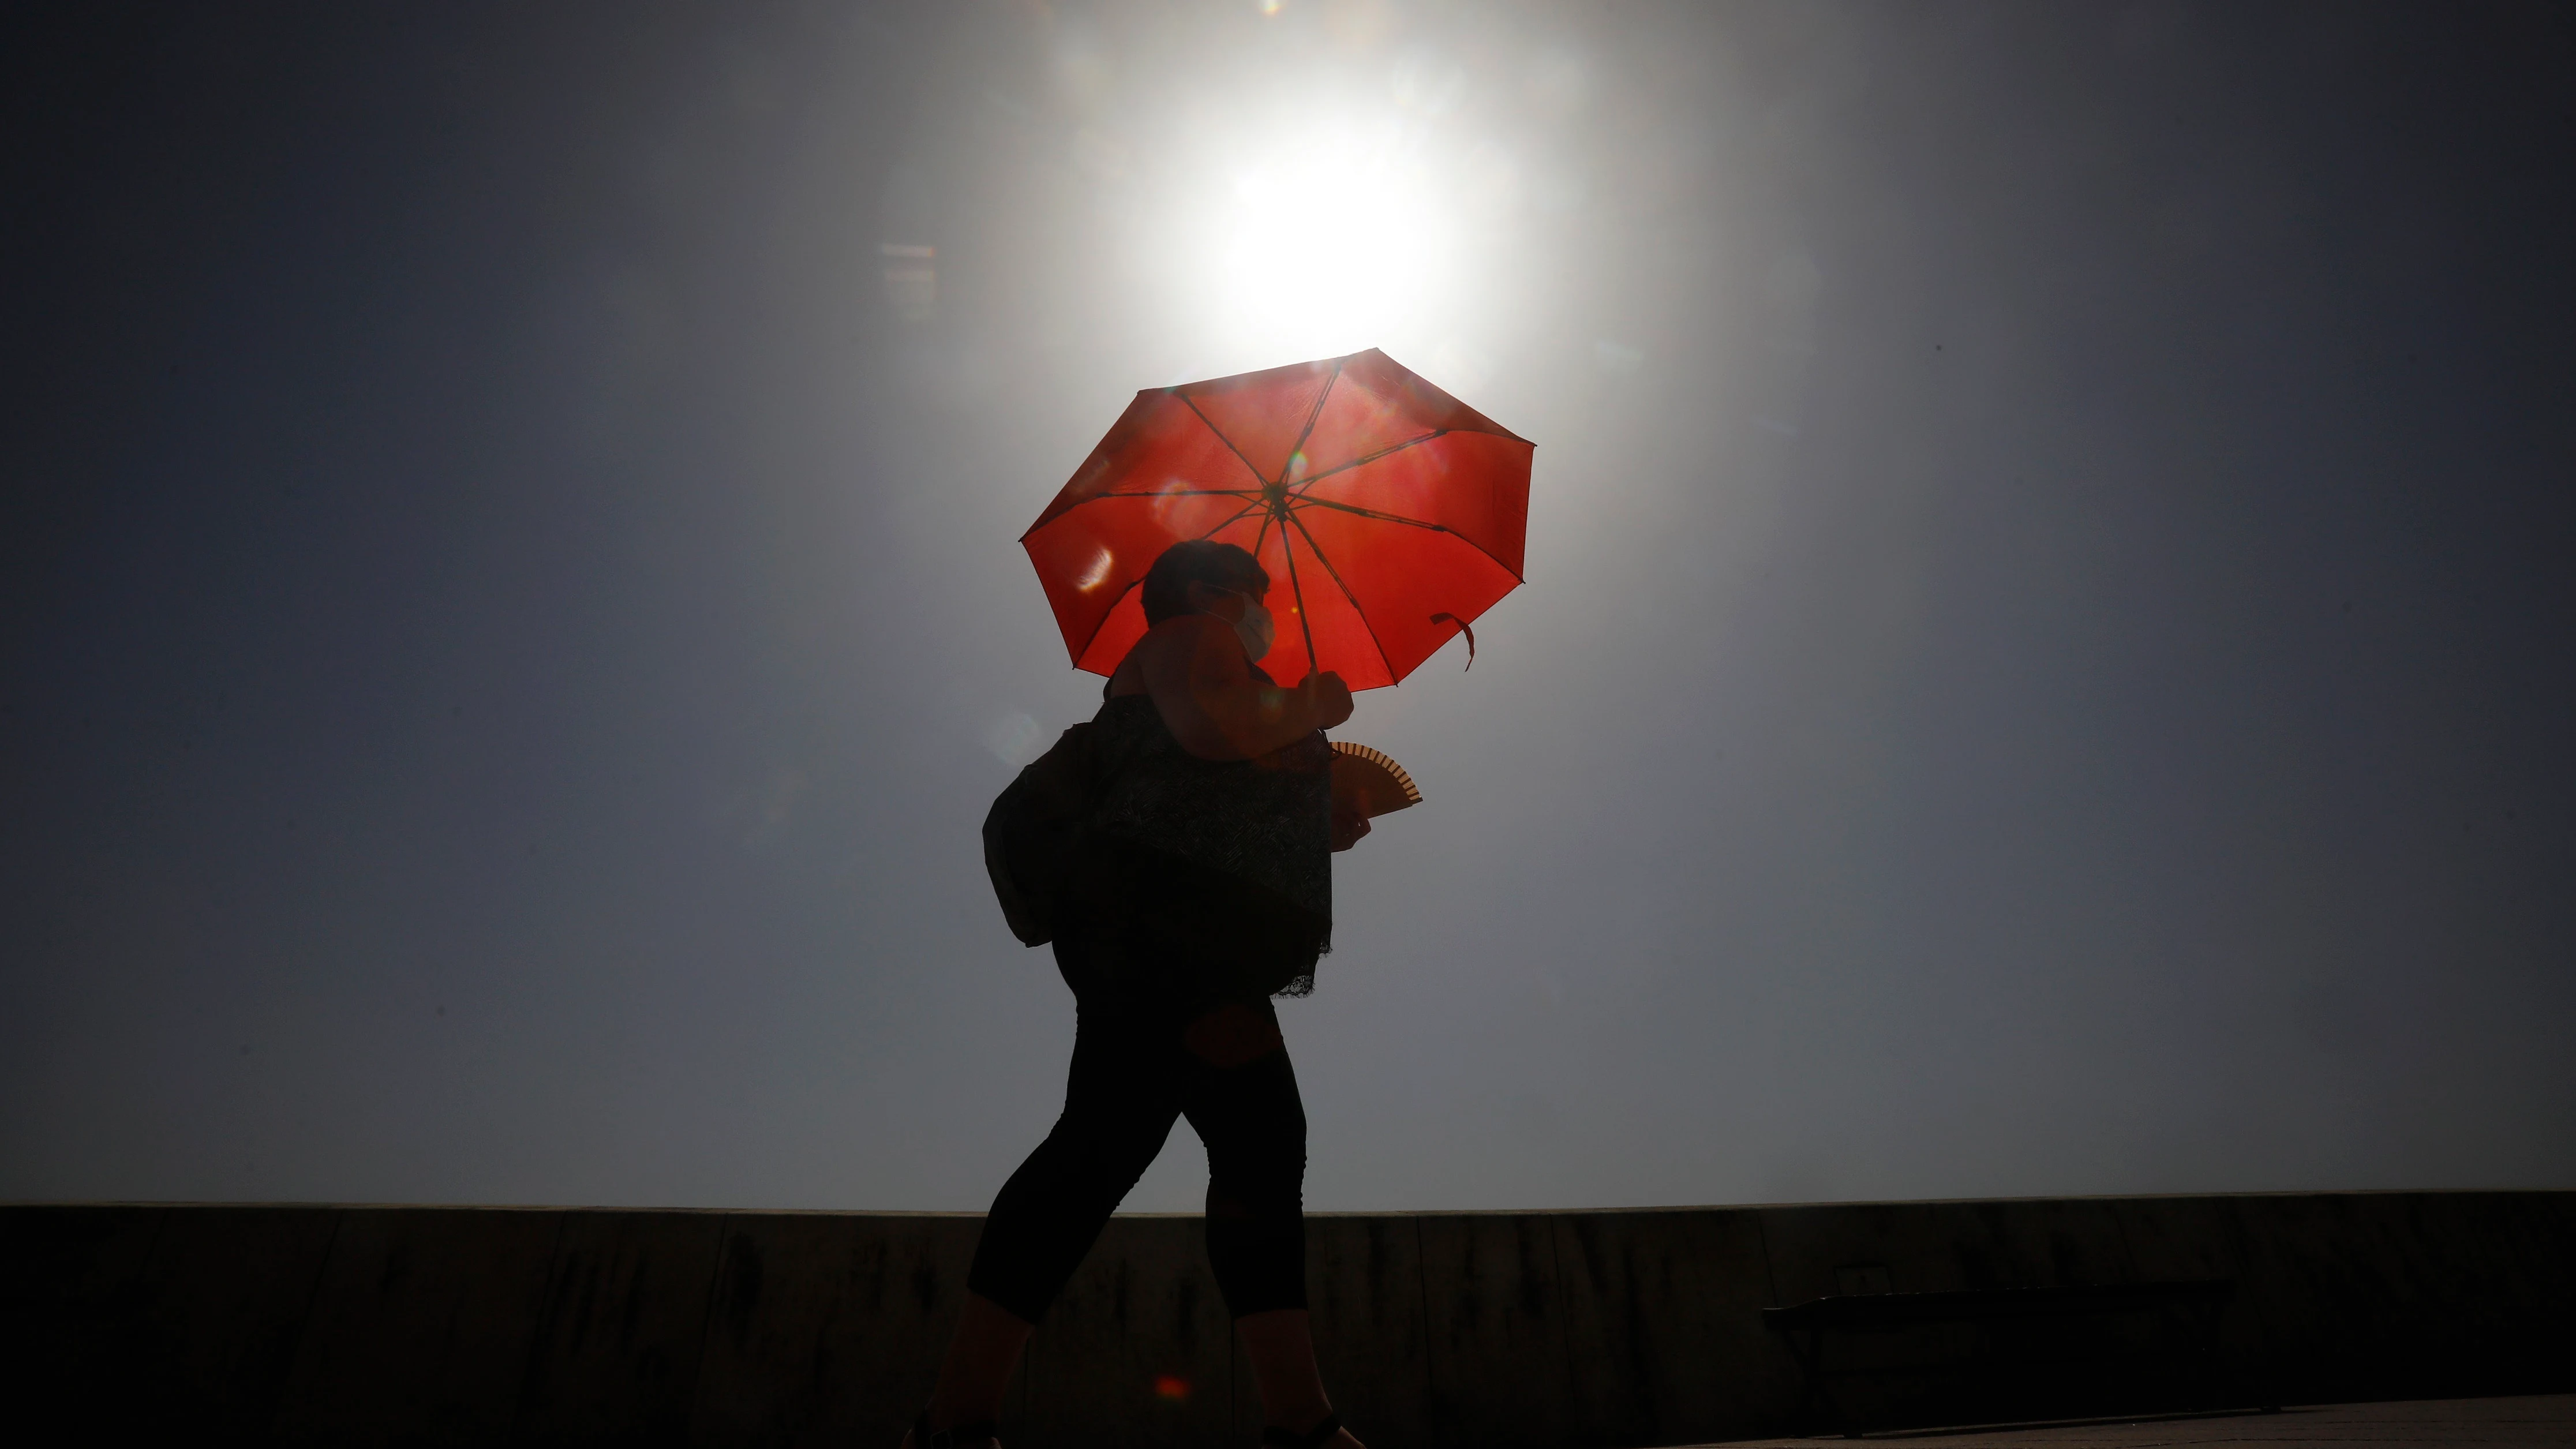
1173, 114, 1464, 368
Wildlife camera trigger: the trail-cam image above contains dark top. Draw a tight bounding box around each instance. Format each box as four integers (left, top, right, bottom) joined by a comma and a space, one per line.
1066, 678, 1333, 1009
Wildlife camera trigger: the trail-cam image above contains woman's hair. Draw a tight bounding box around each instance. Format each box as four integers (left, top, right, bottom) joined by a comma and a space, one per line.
1140, 540, 1270, 625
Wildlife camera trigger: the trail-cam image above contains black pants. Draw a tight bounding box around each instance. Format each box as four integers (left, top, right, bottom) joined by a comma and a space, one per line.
965, 978, 1309, 1323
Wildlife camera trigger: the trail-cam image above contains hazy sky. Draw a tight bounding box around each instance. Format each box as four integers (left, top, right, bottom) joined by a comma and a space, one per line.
5, 2, 2571, 1212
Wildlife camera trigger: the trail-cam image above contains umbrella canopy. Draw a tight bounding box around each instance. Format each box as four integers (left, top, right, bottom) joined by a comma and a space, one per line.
1022, 349, 1532, 690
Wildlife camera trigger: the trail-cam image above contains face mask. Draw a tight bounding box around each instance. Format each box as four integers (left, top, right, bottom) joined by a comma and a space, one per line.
1211, 589, 1275, 661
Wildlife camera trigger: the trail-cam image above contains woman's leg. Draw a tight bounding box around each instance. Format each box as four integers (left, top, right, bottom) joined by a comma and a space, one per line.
1184, 1013, 1308, 1324
1180, 1004, 1362, 1447
1236, 1309, 1334, 1435
928, 997, 1180, 1437
910, 1293, 1034, 1443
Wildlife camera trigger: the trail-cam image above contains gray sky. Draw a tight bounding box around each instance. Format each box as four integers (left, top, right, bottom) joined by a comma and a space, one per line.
5, 1, 2571, 1212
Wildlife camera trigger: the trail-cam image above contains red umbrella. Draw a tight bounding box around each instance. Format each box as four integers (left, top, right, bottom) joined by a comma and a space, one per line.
1022, 349, 1532, 690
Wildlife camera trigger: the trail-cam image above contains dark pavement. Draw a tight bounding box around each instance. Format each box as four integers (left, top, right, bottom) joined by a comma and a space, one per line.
1725, 1396, 2575, 1447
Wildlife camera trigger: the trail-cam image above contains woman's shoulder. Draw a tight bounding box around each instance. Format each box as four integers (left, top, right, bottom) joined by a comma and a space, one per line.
1111, 615, 1227, 693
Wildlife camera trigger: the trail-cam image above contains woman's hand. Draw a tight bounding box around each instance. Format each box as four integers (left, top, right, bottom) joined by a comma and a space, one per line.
1298, 670, 1355, 731
1329, 800, 1372, 852
1136, 616, 1350, 760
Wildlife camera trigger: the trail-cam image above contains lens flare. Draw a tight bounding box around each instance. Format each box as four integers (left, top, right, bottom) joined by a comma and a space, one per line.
1074, 546, 1115, 593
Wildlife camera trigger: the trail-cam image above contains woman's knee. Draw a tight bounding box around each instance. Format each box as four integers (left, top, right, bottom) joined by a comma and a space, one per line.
1023, 1103, 1175, 1199
1204, 1119, 1305, 1219
1195, 1051, 1306, 1210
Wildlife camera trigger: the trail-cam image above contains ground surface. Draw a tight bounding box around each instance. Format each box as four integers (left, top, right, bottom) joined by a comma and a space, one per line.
1720, 1396, 2575, 1447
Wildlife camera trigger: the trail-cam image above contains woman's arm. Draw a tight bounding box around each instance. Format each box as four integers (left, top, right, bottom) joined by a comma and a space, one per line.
1137, 616, 1353, 760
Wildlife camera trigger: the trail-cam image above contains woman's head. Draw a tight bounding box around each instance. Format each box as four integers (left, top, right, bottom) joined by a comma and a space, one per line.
1140, 540, 1270, 625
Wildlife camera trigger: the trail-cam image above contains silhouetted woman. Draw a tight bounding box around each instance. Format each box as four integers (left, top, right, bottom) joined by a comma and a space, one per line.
908, 540, 1368, 1449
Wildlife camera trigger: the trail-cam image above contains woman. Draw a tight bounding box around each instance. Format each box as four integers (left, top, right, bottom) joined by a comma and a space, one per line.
908, 540, 1368, 1449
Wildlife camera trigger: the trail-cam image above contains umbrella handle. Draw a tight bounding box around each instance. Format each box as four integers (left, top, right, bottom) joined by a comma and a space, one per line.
1281, 517, 1320, 676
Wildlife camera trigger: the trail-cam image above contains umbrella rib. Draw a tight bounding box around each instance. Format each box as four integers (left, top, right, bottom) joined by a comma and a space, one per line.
1291, 497, 1447, 531
1285, 506, 1397, 686
1179, 395, 1276, 490
1028, 486, 1259, 543
1284, 422, 1524, 579
1063, 574, 1143, 672
1206, 496, 1268, 535
1219, 495, 1272, 557
1286, 429, 1447, 495
1276, 358, 1347, 484
1288, 496, 1526, 586
1052, 495, 1265, 671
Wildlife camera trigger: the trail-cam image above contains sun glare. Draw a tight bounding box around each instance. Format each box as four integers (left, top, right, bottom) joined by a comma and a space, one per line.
1166, 110, 1476, 372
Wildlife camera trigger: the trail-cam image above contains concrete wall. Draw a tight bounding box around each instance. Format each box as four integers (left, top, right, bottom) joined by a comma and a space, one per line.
3, 1192, 2570, 1447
